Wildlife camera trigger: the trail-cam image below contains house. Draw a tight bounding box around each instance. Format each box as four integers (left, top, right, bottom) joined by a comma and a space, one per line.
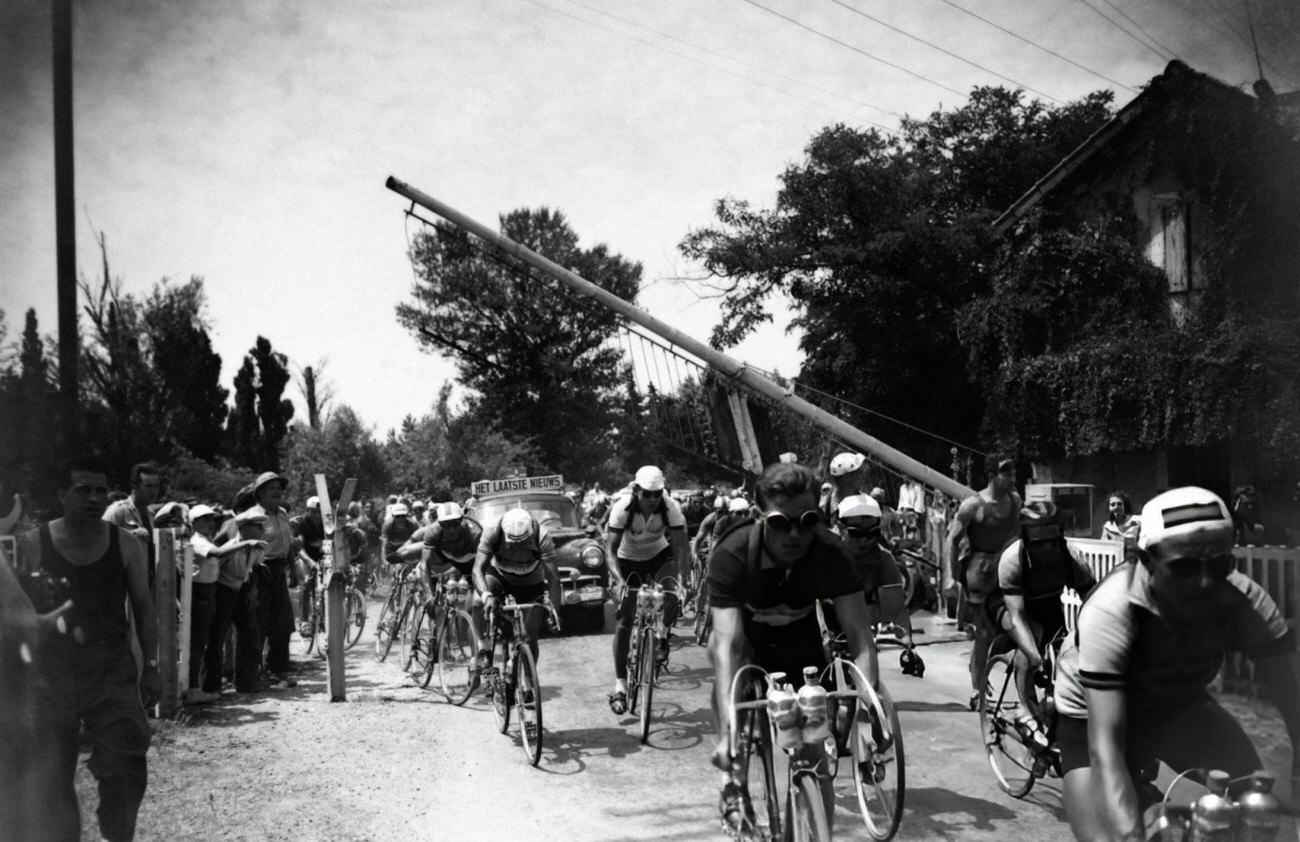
992, 60, 1299, 540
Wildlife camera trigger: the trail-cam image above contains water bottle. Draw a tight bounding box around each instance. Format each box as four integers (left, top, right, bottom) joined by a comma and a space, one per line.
651, 584, 666, 634
796, 666, 831, 745
1187, 770, 1236, 842
1236, 771, 1282, 842
766, 672, 803, 750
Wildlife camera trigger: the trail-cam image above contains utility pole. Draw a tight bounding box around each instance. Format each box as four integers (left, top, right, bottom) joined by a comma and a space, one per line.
53, 0, 79, 444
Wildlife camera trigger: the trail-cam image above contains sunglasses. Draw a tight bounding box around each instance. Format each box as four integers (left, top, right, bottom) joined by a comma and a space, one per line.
842, 525, 879, 540
764, 509, 820, 535
639, 489, 664, 499
1162, 553, 1234, 580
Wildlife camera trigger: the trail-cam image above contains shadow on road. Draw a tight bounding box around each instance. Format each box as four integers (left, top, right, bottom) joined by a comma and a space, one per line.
895, 700, 973, 713
535, 724, 649, 774
642, 702, 711, 750
863, 785, 1020, 837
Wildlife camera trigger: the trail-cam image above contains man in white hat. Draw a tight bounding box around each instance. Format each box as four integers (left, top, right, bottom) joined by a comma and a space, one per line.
473, 507, 560, 666
603, 465, 689, 716
247, 472, 297, 689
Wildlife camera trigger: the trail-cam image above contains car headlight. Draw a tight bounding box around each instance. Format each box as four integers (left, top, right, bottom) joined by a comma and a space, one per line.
581, 545, 604, 569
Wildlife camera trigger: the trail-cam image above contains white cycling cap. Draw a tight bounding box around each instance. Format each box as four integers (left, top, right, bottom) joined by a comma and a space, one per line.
1137, 486, 1233, 557
436, 502, 464, 522
837, 494, 881, 520
829, 452, 866, 477
634, 465, 666, 491
502, 508, 534, 541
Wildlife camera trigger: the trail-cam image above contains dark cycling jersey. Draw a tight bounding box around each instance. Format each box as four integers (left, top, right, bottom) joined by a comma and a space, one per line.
421, 519, 483, 574
709, 520, 862, 685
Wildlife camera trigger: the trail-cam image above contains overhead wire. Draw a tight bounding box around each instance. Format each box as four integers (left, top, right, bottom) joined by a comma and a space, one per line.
739, 0, 969, 98
1072, 0, 1177, 61
520, 0, 895, 131
1099, 0, 1181, 59
825, 0, 1066, 103
1196, 0, 1300, 85
928, 0, 1138, 93
555, 0, 905, 121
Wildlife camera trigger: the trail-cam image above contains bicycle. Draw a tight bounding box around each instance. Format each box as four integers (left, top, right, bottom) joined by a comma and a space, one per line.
298, 564, 367, 657
397, 574, 433, 676
619, 576, 676, 744
822, 633, 906, 840
425, 576, 479, 703
978, 629, 1064, 798
725, 658, 899, 842
482, 592, 559, 767
373, 560, 419, 662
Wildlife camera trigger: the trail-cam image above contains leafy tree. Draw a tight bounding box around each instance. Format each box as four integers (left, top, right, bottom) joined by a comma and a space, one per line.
0, 309, 60, 489
281, 405, 388, 502
396, 209, 640, 481
681, 88, 1113, 467
297, 360, 335, 431
225, 336, 295, 470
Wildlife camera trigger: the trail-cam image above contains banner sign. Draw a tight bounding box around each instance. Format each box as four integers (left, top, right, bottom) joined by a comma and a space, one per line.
471, 474, 564, 497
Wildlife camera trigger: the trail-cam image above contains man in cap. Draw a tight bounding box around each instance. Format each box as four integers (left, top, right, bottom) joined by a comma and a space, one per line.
946, 453, 1021, 709
381, 503, 418, 565
210, 508, 269, 694
291, 496, 325, 624
103, 462, 163, 589
248, 472, 297, 689
1054, 487, 1298, 841
415, 502, 485, 630
604, 465, 690, 716
473, 507, 560, 666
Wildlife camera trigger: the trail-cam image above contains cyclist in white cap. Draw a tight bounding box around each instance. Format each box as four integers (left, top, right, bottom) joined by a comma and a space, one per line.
604, 465, 690, 715
1053, 486, 1298, 842
473, 507, 560, 664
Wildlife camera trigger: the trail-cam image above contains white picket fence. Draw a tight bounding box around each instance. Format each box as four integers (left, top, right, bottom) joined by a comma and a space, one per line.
1062, 538, 1300, 634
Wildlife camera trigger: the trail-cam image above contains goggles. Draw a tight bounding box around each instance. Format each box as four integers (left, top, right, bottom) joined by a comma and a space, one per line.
842, 525, 880, 541
639, 489, 664, 499
764, 509, 820, 536
1163, 553, 1234, 580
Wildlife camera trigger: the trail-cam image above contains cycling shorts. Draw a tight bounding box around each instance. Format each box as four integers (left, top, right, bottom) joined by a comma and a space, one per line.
483, 567, 546, 605
1056, 693, 1260, 777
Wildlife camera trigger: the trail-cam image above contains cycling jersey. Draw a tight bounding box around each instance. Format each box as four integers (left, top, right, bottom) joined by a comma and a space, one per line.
478, 521, 556, 585
709, 521, 862, 684
1054, 563, 1291, 720
381, 516, 417, 561
843, 540, 903, 605
607, 493, 685, 561
421, 519, 483, 573
996, 537, 1095, 606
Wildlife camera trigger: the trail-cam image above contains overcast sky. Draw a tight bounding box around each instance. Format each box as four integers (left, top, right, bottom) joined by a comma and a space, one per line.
3, 0, 1297, 435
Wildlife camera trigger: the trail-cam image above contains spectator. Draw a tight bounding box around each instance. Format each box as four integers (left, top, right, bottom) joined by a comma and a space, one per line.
103, 462, 162, 552
15, 454, 158, 842
248, 472, 297, 689
1099, 490, 1141, 561
208, 508, 267, 695
0, 457, 31, 537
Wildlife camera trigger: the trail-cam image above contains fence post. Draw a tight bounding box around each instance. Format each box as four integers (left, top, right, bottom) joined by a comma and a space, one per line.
153, 529, 180, 718
177, 538, 193, 696
314, 475, 356, 702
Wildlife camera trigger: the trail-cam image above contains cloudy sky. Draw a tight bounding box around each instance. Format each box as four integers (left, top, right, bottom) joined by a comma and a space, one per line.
3, 0, 1297, 434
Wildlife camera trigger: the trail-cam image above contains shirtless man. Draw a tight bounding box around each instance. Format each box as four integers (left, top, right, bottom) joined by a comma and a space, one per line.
945, 453, 1022, 709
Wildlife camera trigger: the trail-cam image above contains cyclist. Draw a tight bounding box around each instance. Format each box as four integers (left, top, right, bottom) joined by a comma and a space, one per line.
709, 461, 880, 830
1053, 486, 1299, 842
416, 502, 485, 639
989, 501, 1096, 741
836, 495, 925, 678
291, 496, 325, 624
945, 454, 1022, 710
474, 508, 561, 665
605, 465, 690, 715
692, 495, 727, 562
380, 503, 417, 565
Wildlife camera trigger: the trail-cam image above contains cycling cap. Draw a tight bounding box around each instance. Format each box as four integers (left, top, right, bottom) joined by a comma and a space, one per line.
391, 504, 410, 517
837, 494, 881, 520
501, 508, 534, 541
829, 452, 866, 477
1137, 486, 1234, 557
728, 497, 751, 514
778, 451, 798, 464
713, 495, 727, 510
306, 496, 320, 509
436, 501, 464, 522
869, 487, 886, 502
412, 499, 427, 510
188, 504, 218, 524
634, 465, 666, 491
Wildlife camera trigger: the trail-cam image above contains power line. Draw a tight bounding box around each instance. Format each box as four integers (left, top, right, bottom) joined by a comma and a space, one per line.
1073, 0, 1176, 61
1195, 0, 1300, 85
740, 0, 969, 98
826, 0, 1066, 103
928, 0, 1138, 93
520, 0, 894, 131
556, 0, 905, 121
1099, 0, 1181, 59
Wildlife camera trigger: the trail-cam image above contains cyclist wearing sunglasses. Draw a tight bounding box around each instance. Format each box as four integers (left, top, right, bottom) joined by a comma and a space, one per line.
605, 465, 690, 715
946, 453, 1022, 709
708, 462, 880, 824
990, 501, 1096, 738
1053, 486, 1298, 842
836, 494, 925, 677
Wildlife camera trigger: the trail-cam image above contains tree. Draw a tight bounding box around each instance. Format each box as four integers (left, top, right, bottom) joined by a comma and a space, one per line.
681, 88, 1113, 467
224, 336, 295, 470
0, 309, 60, 485
281, 405, 388, 502
396, 208, 641, 481
296, 360, 335, 431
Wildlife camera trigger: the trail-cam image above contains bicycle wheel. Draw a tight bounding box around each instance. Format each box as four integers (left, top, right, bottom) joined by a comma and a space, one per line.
980, 651, 1037, 798
852, 685, 906, 840
791, 774, 832, 842
734, 706, 781, 839
300, 598, 316, 655
344, 587, 366, 650
311, 594, 328, 658
694, 589, 712, 646
627, 626, 642, 717
373, 584, 404, 662
433, 609, 478, 702
514, 644, 543, 767
402, 599, 431, 675
637, 627, 655, 744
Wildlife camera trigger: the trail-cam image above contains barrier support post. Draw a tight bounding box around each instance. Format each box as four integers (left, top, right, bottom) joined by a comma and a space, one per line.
154, 529, 179, 718
315, 475, 356, 701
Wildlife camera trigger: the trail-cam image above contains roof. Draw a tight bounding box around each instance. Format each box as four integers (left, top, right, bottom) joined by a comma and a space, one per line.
992, 61, 1257, 236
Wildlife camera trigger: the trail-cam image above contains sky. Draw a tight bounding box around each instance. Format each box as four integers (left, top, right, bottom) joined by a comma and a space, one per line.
3, 0, 1298, 436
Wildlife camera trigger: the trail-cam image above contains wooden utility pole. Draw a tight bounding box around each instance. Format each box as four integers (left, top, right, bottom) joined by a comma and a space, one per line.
52, 0, 79, 442
314, 475, 356, 701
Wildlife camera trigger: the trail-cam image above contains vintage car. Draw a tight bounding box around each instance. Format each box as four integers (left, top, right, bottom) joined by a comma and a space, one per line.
467, 477, 609, 633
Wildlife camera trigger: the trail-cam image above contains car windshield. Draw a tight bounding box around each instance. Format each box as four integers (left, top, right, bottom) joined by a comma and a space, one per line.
474, 497, 582, 532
